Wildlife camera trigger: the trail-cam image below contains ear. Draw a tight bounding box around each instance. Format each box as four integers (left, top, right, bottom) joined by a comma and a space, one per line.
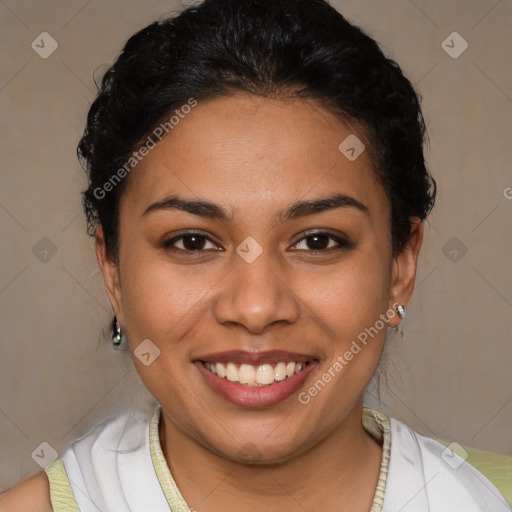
387, 218, 423, 328
95, 225, 124, 324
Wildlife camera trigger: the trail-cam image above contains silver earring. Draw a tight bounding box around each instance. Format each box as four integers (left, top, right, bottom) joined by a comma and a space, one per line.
395, 303, 405, 337
112, 316, 122, 347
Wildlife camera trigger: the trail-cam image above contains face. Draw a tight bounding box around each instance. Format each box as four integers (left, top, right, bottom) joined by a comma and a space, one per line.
97, 95, 422, 463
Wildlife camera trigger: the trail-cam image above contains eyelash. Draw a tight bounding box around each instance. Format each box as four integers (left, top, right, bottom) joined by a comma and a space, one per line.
162, 230, 352, 254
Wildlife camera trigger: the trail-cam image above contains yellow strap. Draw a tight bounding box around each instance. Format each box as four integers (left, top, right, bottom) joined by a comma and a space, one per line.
45, 459, 80, 512
149, 404, 192, 511
362, 408, 391, 512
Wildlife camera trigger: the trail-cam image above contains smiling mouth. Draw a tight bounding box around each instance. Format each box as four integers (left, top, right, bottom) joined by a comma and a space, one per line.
201, 361, 313, 387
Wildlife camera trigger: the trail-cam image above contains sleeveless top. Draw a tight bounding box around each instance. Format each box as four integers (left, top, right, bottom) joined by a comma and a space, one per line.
45, 405, 511, 511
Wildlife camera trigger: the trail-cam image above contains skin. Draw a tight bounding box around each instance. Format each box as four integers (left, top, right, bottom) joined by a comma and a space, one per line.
3, 95, 422, 511
0, 473, 52, 512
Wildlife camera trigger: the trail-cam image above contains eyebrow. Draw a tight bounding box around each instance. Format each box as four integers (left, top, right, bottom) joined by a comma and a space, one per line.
141, 193, 368, 222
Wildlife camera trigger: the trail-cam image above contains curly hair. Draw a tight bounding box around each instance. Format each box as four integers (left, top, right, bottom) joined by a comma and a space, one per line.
79, 0, 436, 261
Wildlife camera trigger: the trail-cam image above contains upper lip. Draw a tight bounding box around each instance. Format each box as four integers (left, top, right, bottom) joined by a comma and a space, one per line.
194, 349, 317, 365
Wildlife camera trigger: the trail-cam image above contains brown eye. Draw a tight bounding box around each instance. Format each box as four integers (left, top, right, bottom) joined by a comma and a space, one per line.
304, 234, 330, 250
163, 232, 221, 252
292, 231, 351, 252
180, 234, 207, 251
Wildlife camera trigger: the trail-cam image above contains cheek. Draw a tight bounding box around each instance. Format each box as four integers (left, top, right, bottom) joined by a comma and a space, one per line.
304, 248, 391, 333
118, 248, 221, 345
302, 248, 392, 400
117, 254, 215, 403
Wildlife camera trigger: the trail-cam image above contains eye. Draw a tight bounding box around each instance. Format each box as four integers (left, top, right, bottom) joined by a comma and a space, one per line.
163, 232, 221, 252
291, 230, 351, 252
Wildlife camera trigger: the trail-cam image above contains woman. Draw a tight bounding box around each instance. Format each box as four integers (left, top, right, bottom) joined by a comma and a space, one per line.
3, 0, 510, 510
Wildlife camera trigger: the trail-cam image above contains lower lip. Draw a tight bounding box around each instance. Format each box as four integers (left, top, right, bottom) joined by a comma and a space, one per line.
195, 361, 317, 408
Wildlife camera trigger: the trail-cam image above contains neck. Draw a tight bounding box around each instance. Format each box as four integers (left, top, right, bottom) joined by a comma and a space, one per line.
159, 400, 382, 512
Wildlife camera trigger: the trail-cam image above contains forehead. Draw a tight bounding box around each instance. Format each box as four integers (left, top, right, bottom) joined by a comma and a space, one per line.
121, 95, 389, 222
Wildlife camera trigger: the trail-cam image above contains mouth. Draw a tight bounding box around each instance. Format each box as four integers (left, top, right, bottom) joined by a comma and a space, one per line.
194, 350, 319, 408
202, 360, 311, 387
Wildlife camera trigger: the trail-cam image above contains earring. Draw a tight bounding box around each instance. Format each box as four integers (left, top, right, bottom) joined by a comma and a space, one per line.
111, 316, 122, 347
395, 303, 405, 337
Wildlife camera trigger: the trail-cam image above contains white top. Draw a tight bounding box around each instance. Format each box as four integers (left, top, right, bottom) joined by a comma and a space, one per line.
44, 403, 511, 512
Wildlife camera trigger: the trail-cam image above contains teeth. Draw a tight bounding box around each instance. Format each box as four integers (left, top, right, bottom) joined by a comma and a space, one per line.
226, 362, 238, 382
274, 362, 287, 381
216, 362, 226, 378
204, 361, 308, 387
239, 364, 256, 385
256, 364, 274, 385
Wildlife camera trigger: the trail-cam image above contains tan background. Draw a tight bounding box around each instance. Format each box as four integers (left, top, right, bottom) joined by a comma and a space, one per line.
1, 0, 511, 491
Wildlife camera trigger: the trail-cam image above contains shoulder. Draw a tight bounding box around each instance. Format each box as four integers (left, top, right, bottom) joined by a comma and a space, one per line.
384, 416, 512, 511
0, 472, 53, 512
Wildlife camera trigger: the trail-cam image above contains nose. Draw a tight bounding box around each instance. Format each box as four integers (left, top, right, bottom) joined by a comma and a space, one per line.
213, 250, 301, 334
